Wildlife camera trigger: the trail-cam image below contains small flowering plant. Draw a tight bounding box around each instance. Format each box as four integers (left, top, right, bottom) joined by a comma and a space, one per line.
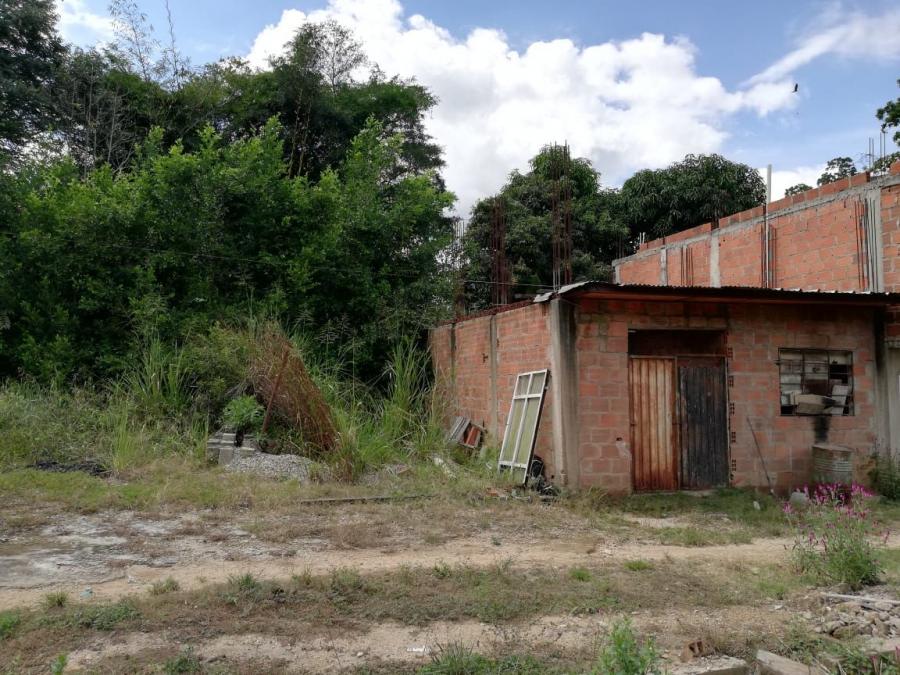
784, 483, 887, 590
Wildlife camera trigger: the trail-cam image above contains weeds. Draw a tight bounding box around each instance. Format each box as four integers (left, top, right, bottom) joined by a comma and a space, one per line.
623, 560, 653, 572
570, 567, 592, 581
42, 591, 68, 609
59, 601, 139, 630
593, 618, 661, 675
872, 453, 900, 501
149, 577, 180, 595
786, 483, 884, 589
0, 611, 20, 639
49, 654, 67, 675
419, 643, 547, 674
163, 647, 202, 674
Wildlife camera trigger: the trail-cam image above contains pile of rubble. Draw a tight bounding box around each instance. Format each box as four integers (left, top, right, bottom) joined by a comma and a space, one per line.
808, 591, 900, 639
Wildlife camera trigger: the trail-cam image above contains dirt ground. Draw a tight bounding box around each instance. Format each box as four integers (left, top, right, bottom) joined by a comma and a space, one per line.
1, 490, 898, 673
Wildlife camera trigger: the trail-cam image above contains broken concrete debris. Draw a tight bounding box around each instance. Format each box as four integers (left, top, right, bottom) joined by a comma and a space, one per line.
755, 650, 826, 675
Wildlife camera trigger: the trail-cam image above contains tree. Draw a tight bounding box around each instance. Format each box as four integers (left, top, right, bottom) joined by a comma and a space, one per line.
462, 145, 626, 309
618, 154, 765, 239
817, 157, 857, 186
877, 80, 900, 144
0, 0, 64, 157
785, 183, 812, 196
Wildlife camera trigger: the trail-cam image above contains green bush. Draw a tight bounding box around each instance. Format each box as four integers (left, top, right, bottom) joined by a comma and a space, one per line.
871, 453, 900, 501
594, 619, 661, 675
787, 484, 883, 589
221, 395, 263, 433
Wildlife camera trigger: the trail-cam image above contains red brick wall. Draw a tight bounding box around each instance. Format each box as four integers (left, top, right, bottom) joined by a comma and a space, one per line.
573, 298, 879, 492
616, 165, 900, 293
430, 303, 557, 475
433, 298, 880, 493
883, 183, 900, 294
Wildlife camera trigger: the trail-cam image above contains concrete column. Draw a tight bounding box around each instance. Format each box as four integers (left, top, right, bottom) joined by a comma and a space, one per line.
549, 298, 580, 487
659, 248, 668, 285
488, 315, 499, 439
710, 233, 721, 287
885, 345, 900, 455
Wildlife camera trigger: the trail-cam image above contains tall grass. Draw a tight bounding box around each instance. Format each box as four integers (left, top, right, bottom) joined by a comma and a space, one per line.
122, 335, 188, 417
0, 323, 451, 482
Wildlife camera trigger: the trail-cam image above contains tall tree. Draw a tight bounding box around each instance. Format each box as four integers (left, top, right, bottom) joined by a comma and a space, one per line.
0, 0, 64, 158
618, 154, 765, 240
877, 80, 900, 145
817, 156, 857, 186
462, 145, 626, 309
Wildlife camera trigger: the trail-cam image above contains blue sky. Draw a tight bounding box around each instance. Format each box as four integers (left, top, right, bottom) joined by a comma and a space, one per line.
57, 0, 900, 212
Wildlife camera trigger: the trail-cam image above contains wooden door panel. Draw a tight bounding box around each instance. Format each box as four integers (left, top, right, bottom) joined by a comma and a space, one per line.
678, 359, 729, 489
629, 357, 678, 491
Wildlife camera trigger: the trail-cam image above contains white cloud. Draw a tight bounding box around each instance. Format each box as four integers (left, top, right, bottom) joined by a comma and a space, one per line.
748, 5, 900, 85
55, 0, 114, 45
245, 0, 889, 215
764, 164, 825, 200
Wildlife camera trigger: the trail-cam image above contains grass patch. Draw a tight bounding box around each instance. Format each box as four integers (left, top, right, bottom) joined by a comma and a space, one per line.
419, 643, 549, 674
48, 601, 139, 631
653, 525, 754, 547
162, 647, 202, 674
149, 577, 180, 596
42, 592, 68, 609
0, 611, 20, 640
623, 560, 653, 572
569, 567, 591, 582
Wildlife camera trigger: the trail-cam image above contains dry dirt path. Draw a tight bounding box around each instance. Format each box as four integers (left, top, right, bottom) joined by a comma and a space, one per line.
0, 524, 793, 610
63, 605, 783, 673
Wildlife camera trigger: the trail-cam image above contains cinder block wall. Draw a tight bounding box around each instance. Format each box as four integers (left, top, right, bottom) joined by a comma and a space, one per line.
615, 162, 900, 292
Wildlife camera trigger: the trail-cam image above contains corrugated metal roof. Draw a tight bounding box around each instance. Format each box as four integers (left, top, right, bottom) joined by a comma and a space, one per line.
533, 282, 900, 305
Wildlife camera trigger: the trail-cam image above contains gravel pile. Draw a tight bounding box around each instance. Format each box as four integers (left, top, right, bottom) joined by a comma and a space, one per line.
225, 452, 313, 482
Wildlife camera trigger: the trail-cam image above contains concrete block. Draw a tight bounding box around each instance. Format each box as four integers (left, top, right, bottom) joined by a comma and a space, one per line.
755, 650, 827, 675
670, 655, 748, 674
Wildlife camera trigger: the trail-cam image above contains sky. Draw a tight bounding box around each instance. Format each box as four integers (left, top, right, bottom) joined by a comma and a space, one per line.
56, 0, 900, 215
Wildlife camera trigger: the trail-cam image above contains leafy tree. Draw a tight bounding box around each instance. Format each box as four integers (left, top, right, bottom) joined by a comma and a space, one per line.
785, 183, 812, 196
462, 145, 626, 309
1, 119, 453, 380
618, 154, 765, 240
877, 80, 900, 144
0, 0, 64, 157
817, 156, 857, 186
871, 151, 900, 175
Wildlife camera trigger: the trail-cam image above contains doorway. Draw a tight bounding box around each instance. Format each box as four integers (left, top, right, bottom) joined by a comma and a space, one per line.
628, 331, 729, 491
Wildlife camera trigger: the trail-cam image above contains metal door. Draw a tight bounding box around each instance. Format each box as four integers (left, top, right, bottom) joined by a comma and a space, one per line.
629, 357, 678, 491
678, 358, 729, 489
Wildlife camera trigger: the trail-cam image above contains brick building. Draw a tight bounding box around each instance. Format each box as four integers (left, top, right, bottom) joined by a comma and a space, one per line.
430, 162, 900, 493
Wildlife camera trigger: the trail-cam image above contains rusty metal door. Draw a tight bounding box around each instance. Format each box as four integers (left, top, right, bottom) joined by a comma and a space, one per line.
678, 358, 728, 489
629, 357, 678, 491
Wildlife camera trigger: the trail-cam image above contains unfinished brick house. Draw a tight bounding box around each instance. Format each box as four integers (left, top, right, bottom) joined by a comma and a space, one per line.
430, 161, 900, 493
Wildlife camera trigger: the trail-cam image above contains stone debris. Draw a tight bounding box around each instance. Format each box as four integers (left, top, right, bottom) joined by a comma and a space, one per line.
810, 589, 900, 639
224, 452, 313, 482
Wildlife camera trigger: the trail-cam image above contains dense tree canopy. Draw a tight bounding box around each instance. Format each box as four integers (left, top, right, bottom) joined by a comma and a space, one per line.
817, 156, 857, 186
0, 0, 64, 157
616, 154, 765, 240
461, 146, 626, 309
